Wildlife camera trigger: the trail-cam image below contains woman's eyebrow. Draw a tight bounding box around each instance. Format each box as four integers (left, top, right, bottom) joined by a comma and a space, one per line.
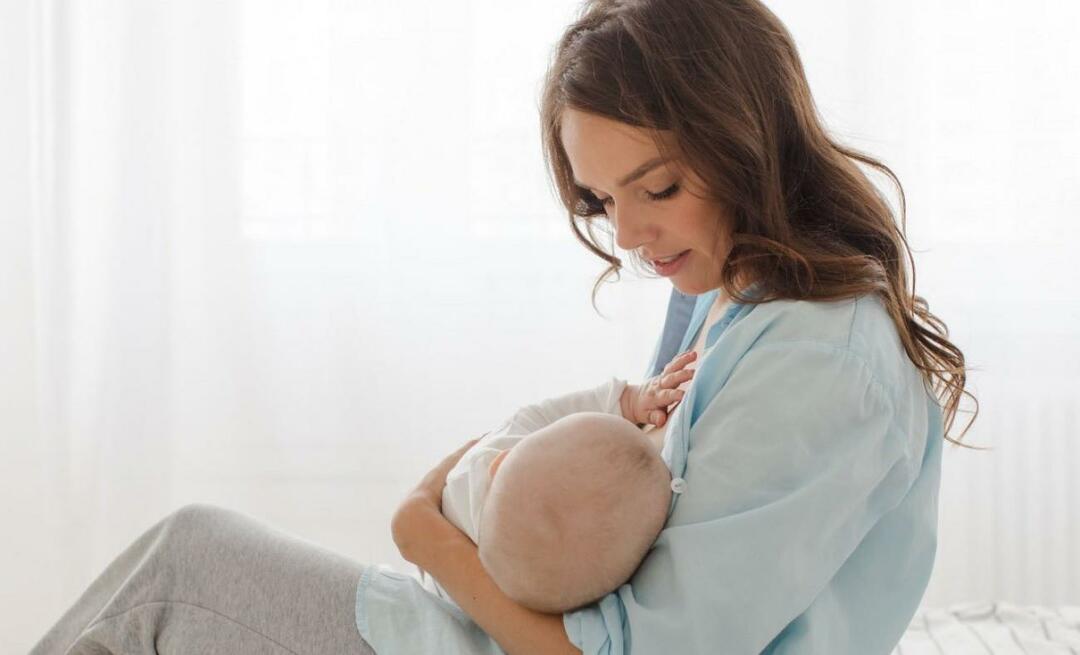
574, 156, 670, 191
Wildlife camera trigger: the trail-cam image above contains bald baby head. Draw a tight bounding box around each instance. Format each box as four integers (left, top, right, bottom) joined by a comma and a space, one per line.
477, 412, 672, 613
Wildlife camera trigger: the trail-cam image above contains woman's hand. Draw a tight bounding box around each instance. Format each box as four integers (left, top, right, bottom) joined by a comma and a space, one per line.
390, 436, 481, 564
620, 349, 697, 428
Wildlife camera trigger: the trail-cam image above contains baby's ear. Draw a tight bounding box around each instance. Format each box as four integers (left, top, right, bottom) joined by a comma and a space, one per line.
488, 448, 511, 479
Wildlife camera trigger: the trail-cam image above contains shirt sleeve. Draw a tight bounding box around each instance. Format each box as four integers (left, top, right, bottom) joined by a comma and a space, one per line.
499, 377, 628, 435
564, 341, 925, 655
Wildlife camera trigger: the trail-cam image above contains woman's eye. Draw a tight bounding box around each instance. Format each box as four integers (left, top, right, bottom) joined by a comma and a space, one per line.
575, 187, 610, 215
647, 183, 680, 201
597, 184, 680, 205
575, 182, 680, 217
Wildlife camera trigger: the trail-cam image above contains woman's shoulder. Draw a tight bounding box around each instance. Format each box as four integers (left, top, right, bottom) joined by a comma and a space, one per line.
735, 292, 919, 400
717, 292, 932, 468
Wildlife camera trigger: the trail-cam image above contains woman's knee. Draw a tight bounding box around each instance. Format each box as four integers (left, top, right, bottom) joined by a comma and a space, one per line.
161, 502, 241, 542
168, 501, 230, 523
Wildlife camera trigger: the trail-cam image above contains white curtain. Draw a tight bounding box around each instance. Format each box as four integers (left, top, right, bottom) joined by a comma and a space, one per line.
2, 1, 1078, 650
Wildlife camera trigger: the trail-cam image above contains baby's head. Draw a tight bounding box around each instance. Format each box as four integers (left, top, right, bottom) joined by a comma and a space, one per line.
477, 411, 672, 613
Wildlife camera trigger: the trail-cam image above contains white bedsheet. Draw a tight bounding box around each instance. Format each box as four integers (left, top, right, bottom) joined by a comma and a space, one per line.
893, 602, 1080, 654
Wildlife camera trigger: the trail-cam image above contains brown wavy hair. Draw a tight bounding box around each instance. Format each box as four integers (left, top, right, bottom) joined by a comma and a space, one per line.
539, 0, 978, 447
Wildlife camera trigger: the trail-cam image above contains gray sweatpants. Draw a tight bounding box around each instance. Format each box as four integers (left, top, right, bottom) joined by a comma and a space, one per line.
30, 503, 377, 655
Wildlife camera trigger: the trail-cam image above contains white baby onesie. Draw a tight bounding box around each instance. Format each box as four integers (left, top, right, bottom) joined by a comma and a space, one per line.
419, 376, 628, 602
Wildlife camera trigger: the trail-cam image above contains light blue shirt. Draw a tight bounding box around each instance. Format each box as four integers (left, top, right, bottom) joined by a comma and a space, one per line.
355, 287, 943, 654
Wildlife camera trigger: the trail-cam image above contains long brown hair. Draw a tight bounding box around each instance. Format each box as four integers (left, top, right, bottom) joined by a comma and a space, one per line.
539, 0, 978, 447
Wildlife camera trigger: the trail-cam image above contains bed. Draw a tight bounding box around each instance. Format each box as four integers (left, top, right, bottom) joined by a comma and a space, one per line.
892, 602, 1080, 654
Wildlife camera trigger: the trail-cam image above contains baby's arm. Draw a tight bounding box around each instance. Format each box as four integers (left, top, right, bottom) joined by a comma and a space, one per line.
621, 349, 697, 428
498, 349, 698, 436
496, 376, 629, 435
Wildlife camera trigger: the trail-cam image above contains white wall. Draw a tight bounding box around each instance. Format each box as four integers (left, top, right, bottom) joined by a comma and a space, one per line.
0, 0, 69, 649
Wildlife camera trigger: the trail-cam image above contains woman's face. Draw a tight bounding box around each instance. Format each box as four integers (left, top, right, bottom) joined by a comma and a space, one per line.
560, 108, 733, 296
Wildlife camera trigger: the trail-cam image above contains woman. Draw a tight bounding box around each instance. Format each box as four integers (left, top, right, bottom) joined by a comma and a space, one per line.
32, 1, 975, 653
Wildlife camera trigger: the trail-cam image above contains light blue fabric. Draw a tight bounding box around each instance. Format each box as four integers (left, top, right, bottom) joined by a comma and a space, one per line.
648, 286, 698, 379
355, 287, 943, 655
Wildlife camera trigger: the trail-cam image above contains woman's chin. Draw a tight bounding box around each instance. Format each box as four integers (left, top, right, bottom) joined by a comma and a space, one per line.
666, 266, 728, 297
669, 277, 706, 296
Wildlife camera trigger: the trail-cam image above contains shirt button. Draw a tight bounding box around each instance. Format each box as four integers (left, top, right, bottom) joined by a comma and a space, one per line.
670, 477, 687, 494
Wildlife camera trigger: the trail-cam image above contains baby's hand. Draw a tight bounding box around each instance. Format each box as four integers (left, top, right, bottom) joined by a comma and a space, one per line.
619, 350, 697, 428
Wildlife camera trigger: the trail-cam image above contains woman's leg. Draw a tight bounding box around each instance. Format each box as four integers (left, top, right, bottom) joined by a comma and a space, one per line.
30, 503, 376, 655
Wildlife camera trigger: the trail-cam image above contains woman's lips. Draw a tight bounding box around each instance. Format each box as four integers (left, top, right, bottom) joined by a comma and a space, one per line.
651, 250, 690, 276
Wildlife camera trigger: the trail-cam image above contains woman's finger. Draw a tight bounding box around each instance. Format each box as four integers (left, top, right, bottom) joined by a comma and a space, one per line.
422, 438, 480, 487
402, 436, 486, 526
443, 438, 480, 466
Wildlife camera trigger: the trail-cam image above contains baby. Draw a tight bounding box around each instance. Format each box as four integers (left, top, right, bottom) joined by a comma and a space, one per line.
477, 410, 672, 612
420, 366, 693, 613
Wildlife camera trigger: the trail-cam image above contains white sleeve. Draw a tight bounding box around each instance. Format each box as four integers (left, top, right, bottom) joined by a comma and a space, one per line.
498, 377, 628, 435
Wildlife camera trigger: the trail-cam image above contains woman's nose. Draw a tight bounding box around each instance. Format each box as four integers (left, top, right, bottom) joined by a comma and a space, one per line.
611, 206, 656, 252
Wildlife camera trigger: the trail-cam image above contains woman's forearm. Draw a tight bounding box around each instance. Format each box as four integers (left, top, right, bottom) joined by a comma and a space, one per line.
407, 504, 581, 655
